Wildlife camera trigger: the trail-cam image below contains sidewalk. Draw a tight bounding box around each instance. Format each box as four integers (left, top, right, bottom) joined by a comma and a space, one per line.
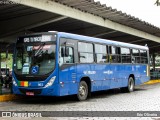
0, 94, 20, 102
0, 86, 17, 102
144, 79, 160, 84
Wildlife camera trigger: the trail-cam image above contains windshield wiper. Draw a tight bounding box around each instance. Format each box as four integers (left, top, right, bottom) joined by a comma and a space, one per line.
34, 43, 45, 57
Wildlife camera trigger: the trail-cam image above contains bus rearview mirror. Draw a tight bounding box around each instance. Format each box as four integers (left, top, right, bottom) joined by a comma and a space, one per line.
65, 47, 69, 57
61, 47, 65, 57
61, 47, 69, 57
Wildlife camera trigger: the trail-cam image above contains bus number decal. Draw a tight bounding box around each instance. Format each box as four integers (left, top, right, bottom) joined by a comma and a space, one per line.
103, 70, 113, 75
83, 71, 96, 75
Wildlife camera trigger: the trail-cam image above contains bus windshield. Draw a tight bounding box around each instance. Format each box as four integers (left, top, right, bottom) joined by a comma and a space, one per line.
14, 35, 56, 76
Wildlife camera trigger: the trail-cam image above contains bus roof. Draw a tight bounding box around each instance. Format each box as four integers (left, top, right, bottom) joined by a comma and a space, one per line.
58, 32, 148, 51
18, 32, 148, 51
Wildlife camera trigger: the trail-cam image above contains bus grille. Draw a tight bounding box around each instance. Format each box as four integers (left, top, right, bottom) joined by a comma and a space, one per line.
19, 88, 42, 95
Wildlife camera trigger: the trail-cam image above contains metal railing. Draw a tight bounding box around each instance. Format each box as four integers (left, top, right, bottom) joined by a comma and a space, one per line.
150, 71, 160, 80
0, 78, 2, 95
0, 77, 12, 95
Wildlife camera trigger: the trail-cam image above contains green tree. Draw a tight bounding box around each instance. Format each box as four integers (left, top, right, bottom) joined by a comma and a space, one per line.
1, 53, 13, 70
155, 0, 160, 6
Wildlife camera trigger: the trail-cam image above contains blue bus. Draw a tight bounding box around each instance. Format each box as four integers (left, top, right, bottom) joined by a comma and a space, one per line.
12, 32, 150, 101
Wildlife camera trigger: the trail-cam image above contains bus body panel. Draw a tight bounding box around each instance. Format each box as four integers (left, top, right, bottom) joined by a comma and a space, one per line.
94, 64, 111, 90
59, 65, 78, 96
58, 64, 149, 95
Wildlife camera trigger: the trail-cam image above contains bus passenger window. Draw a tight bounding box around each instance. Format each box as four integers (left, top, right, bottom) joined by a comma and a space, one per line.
121, 48, 131, 63
140, 50, 148, 64
109, 46, 121, 63
78, 42, 94, 63
132, 49, 140, 63
95, 44, 108, 63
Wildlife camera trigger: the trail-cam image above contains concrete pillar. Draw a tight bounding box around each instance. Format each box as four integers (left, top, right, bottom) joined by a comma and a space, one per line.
152, 53, 155, 71
0, 46, 1, 95
5, 48, 8, 75
0, 45, 1, 77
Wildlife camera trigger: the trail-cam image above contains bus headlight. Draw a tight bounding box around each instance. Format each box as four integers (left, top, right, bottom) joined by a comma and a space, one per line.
44, 76, 56, 88
12, 77, 17, 86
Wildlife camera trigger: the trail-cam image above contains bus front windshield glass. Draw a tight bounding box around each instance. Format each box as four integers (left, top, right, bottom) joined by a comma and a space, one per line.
14, 36, 56, 76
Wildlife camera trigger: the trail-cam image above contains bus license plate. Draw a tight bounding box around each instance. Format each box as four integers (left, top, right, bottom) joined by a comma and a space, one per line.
26, 92, 34, 96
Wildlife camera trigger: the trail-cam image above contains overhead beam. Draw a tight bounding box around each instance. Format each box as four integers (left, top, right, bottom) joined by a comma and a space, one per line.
0, 31, 24, 43
0, 42, 14, 53
10, 0, 160, 43
107, 35, 132, 40
0, 16, 67, 38
129, 39, 146, 43
25, 16, 67, 30
93, 31, 117, 37
149, 44, 160, 49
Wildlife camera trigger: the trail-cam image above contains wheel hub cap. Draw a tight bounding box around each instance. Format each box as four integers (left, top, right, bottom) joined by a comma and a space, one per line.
79, 85, 86, 96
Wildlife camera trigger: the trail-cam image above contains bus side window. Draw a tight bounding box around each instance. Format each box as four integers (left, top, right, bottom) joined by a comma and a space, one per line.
95, 44, 108, 63
121, 47, 131, 63
109, 46, 121, 63
132, 49, 140, 63
78, 42, 94, 63
140, 50, 148, 64
60, 46, 74, 65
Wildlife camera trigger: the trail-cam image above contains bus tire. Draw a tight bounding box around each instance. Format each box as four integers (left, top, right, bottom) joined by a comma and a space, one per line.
127, 77, 134, 92
121, 77, 134, 93
77, 81, 88, 101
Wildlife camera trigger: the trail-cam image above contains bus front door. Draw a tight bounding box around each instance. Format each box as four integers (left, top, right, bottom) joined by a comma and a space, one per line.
59, 38, 78, 96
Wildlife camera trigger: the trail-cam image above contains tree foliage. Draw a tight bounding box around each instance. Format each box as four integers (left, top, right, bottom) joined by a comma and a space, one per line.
155, 0, 160, 6
1, 53, 13, 69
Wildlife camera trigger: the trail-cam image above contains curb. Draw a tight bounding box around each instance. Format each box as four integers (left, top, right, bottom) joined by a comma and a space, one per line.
0, 94, 21, 102
144, 79, 160, 85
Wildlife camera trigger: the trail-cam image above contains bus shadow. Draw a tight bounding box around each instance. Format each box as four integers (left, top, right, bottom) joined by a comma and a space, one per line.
134, 88, 146, 91
89, 88, 145, 99
14, 95, 78, 105
13, 88, 146, 105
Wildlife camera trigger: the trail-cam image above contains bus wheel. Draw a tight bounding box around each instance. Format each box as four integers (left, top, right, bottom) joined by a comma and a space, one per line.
77, 81, 88, 101
121, 77, 134, 93
128, 77, 134, 92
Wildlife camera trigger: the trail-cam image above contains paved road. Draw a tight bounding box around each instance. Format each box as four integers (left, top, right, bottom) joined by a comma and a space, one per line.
0, 83, 160, 119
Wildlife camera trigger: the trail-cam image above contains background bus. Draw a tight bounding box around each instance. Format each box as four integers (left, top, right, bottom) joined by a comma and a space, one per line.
12, 32, 150, 101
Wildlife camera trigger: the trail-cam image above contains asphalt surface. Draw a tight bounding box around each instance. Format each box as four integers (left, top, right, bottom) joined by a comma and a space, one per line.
0, 83, 160, 120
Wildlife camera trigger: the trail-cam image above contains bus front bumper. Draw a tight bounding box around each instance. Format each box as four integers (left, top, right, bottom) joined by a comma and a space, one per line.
12, 84, 60, 96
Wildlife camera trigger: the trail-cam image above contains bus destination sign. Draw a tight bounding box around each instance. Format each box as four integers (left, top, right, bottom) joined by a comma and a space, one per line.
23, 35, 52, 42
